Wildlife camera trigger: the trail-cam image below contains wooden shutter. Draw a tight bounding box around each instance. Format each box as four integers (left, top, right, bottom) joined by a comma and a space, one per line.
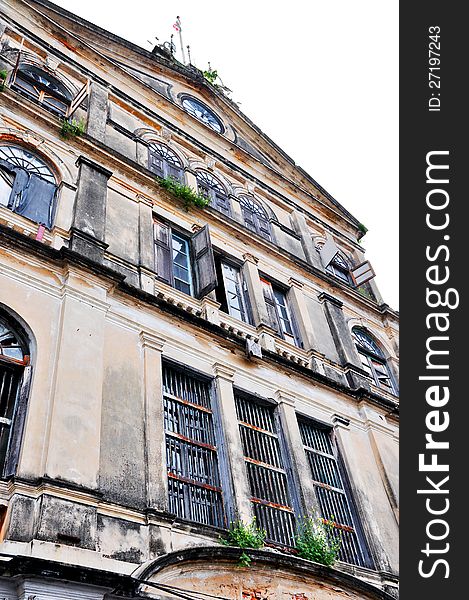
319, 237, 340, 268
260, 279, 280, 332
214, 192, 231, 216
167, 164, 184, 183
191, 225, 218, 298
242, 207, 256, 232
255, 214, 272, 241
154, 221, 172, 284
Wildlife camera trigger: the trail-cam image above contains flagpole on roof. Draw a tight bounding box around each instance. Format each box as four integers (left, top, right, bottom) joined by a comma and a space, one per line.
173, 16, 186, 64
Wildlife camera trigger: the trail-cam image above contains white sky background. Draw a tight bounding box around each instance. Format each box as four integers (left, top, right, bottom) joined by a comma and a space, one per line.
55, 0, 399, 309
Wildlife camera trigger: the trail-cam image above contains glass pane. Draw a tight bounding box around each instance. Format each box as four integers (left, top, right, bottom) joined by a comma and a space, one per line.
0, 167, 13, 207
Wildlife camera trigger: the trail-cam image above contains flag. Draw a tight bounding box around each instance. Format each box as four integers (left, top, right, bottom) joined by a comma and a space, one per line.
173, 17, 181, 32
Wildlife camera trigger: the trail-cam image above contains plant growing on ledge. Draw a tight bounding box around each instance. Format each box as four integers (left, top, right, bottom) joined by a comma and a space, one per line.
221, 518, 267, 567
156, 175, 209, 211
295, 515, 341, 567
0, 69, 8, 91
60, 117, 86, 139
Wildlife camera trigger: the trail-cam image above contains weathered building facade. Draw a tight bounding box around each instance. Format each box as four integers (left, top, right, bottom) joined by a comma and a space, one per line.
0, 1, 399, 598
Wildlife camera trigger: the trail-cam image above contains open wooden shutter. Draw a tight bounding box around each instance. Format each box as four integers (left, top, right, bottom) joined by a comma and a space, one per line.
66, 80, 90, 118
260, 279, 280, 332
242, 207, 256, 232
319, 237, 340, 268
154, 221, 172, 284
191, 225, 218, 298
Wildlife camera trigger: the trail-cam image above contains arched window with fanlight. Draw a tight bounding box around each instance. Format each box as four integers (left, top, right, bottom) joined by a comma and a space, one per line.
11, 64, 72, 116
352, 327, 395, 393
148, 141, 185, 183
0, 311, 31, 477
196, 171, 231, 216
0, 145, 58, 228
239, 195, 272, 241
326, 252, 352, 284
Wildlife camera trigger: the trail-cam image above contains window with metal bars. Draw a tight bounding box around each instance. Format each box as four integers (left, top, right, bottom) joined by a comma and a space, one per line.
163, 363, 225, 528
235, 393, 296, 546
298, 418, 371, 567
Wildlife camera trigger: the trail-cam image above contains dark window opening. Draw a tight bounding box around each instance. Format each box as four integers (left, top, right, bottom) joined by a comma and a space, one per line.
0, 314, 30, 477
214, 258, 252, 324
239, 195, 272, 241
352, 327, 395, 393
0, 145, 57, 228
235, 393, 296, 546
196, 171, 231, 217
298, 418, 371, 568
11, 64, 72, 117
163, 363, 225, 528
148, 141, 184, 183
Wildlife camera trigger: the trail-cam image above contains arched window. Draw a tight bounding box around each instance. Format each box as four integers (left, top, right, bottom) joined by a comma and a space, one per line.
181, 96, 224, 134
326, 252, 352, 284
196, 171, 231, 216
352, 327, 395, 393
0, 145, 57, 228
239, 195, 272, 241
148, 142, 184, 183
11, 64, 72, 116
0, 313, 30, 476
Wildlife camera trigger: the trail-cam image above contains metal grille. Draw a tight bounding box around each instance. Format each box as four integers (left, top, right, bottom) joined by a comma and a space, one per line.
163, 364, 225, 528
299, 419, 367, 566
235, 395, 295, 546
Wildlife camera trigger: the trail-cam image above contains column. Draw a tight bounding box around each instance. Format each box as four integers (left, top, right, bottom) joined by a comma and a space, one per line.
212, 363, 252, 523
138, 195, 156, 293
288, 278, 319, 351
290, 210, 323, 269
140, 330, 167, 511
86, 81, 109, 142
70, 156, 112, 263
276, 391, 319, 517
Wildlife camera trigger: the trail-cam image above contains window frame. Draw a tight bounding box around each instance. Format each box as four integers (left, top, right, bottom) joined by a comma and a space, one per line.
153, 219, 194, 296
162, 361, 226, 528
326, 253, 353, 285
195, 171, 232, 217
214, 255, 252, 325
11, 63, 72, 117
147, 141, 185, 183
0, 144, 58, 229
234, 391, 297, 546
297, 416, 373, 568
180, 95, 225, 134
352, 328, 396, 393
260, 278, 302, 348
0, 313, 31, 478
238, 195, 273, 241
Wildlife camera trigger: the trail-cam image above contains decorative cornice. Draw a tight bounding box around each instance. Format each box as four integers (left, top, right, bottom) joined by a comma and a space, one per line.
139, 330, 166, 352
318, 292, 344, 309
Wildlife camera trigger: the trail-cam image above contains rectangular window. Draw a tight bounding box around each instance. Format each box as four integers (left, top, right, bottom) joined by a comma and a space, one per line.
235, 393, 296, 546
214, 259, 251, 324
163, 363, 225, 528
298, 418, 369, 567
153, 221, 218, 299
261, 279, 301, 347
